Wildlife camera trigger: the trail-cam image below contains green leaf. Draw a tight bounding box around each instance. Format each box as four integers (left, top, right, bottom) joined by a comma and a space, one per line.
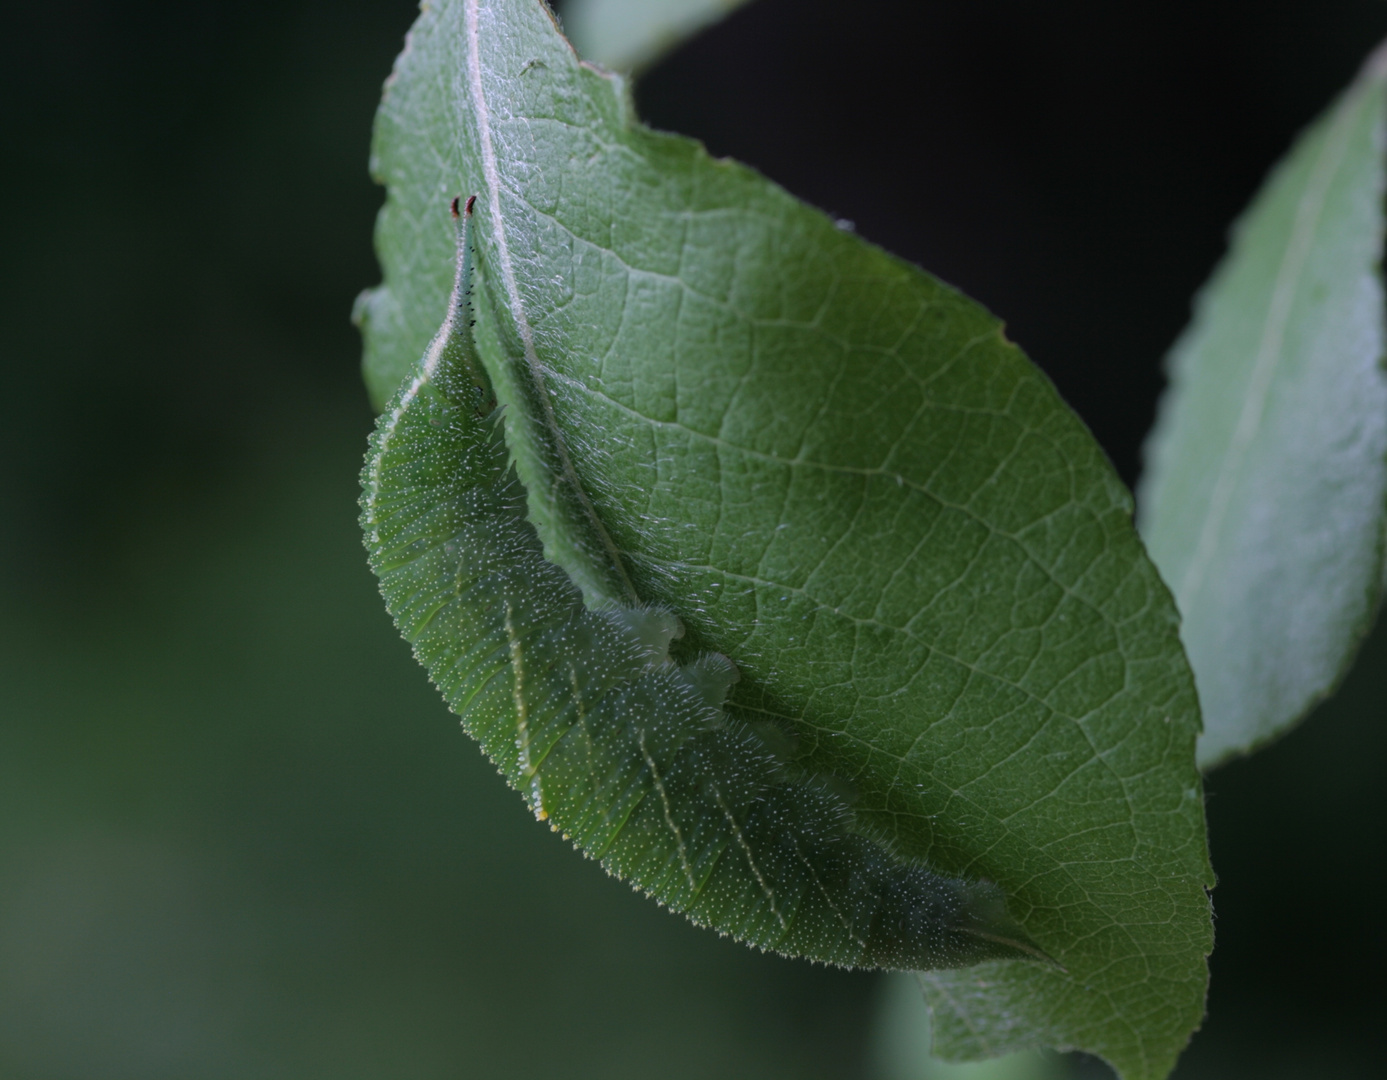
1138, 45, 1387, 770
561, 0, 756, 71
356, 1, 1213, 1076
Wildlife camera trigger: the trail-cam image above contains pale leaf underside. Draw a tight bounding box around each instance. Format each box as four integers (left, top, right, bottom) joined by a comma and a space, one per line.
1139, 44, 1387, 769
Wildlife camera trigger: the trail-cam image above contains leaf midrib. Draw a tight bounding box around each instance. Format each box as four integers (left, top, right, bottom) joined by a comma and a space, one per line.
466, 0, 640, 605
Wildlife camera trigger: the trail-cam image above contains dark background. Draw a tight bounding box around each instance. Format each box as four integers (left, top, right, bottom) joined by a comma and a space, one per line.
1, 0, 1383, 1076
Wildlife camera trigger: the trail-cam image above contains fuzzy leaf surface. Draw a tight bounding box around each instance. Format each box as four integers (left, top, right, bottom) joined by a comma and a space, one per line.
1139, 46, 1387, 769
356, 2, 1213, 1075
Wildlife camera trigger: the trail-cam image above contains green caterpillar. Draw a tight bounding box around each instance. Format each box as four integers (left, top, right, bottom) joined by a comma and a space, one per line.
360, 198, 1047, 971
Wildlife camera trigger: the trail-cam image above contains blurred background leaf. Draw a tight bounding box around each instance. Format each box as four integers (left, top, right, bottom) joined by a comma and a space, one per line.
871, 974, 1062, 1080
562, 0, 754, 70
1138, 45, 1387, 770
1, 0, 1384, 1077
